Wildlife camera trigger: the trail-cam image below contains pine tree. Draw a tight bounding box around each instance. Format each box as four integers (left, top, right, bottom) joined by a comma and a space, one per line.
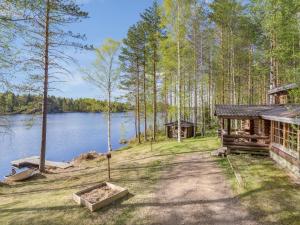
21, 0, 89, 172
141, 1, 163, 141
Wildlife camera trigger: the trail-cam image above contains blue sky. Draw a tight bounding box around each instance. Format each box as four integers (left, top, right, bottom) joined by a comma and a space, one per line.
54, 0, 161, 99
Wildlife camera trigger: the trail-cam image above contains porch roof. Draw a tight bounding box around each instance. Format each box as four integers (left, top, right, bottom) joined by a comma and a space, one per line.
214, 105, 275, 119
215, 104, 300, 125
261, 105, 300, 125
268, 83, 298, 95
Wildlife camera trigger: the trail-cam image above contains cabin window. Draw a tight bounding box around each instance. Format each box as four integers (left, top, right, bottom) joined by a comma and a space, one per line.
272, 121, 299, 152
284, 124, 299, 152
273, 121, 284, 145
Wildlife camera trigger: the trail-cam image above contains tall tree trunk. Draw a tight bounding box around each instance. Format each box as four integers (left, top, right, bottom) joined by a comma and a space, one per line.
108, 85, 112, 152
269, 33, 276, 104
230, 29, 237, 129
177, 4, 181, 143
208, 44, 213, 123
164, 73, 168, 124
143, 48, 147, 141
152, 47, 157, 141
40, 0, 50, 172
248, 45, 252, 104
137, 60, 141, 144
221, 27, 225, 104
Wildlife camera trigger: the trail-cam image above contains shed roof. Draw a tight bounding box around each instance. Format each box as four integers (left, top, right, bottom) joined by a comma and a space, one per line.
268, 83, 298, 95
165, 120, 195, 127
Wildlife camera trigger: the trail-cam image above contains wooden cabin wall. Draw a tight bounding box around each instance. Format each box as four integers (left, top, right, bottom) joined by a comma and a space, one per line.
269, 121, 300, 176
264, 120, 271, 137
250, 120, 255, 135
254, 119, 260, 135
166, 125, 195, 139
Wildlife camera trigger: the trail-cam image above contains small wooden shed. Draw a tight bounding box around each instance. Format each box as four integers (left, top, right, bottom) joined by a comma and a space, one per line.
165, 121, 195, 139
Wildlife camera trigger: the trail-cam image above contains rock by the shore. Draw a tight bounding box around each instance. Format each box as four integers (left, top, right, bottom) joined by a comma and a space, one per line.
119, 139, 128, 144
73, 151, 103, 163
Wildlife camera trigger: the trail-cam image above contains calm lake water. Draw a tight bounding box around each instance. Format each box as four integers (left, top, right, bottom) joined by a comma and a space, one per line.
0, 112, 138, 179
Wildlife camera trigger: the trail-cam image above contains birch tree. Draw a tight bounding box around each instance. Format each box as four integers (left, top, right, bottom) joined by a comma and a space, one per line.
163, 0, 192, 142
83, 39, 120, 153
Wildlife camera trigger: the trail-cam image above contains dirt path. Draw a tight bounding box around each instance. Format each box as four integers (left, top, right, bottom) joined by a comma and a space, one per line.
140, 152, 259, 225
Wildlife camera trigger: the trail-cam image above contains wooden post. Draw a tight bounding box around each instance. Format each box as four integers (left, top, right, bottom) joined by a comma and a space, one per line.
166, 126, 168, 138
283, 123, 287, 148
227, 119, 231, 135
271, 121, 274, 143
250, 120, 255, 135
297, 127, 299, 169
222, 118, 225, 132
106, 153, 111, 180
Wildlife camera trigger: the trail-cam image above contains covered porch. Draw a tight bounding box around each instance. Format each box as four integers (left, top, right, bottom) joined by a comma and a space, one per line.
215, 105, 274, 155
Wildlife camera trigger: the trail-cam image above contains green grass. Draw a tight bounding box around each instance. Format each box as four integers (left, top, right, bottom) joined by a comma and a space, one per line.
0, 136, 219, 225
218, 154, 300, 225
2, 137, 299, 225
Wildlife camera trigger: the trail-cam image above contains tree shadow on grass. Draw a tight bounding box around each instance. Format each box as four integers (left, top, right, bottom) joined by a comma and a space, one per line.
8, 156, 216, 192
120, 150, 213, 165
0, 193, 135, 214
236, 177, 300, 225
1, 155, 221, 197
0, 205, 79, 213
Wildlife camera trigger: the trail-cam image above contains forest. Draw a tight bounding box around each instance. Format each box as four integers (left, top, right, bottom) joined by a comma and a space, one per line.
1, 1, 300, 224
0, 92, 131, 114
119, 0, 300, 142
0, 0, 299, 167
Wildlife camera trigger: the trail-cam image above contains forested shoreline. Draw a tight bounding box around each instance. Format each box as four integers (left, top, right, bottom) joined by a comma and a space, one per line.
0, 92, 131, 114
0, 0, 299, 170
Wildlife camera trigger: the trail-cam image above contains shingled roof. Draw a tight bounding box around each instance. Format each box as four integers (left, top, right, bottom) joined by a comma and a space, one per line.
261, 105, 300, 125
214, 105, 275, 118
268, 83, 299, 95
215, 104, 300, 125
165, 120, 195, 127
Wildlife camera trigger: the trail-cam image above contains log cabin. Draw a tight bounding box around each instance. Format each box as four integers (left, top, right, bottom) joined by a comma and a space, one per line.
165, 121, 195, 139
215, 83, 300, 176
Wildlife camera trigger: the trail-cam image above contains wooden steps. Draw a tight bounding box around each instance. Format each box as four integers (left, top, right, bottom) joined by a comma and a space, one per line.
222, 133, 270, 156
226, 146, 269, 156
223, 142, 269, 148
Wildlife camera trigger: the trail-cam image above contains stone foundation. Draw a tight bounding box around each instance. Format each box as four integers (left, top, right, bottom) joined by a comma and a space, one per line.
270, 145, 300, 177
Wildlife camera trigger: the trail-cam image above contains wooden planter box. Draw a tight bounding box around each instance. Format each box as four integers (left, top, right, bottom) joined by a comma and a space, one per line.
73, 182, 128, 212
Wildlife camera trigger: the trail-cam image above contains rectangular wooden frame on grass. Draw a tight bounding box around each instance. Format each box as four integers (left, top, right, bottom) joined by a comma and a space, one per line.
73, 182, 128, 212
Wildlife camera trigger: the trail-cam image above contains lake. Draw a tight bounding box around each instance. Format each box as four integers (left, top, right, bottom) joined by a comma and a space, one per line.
0, 112, 140, 179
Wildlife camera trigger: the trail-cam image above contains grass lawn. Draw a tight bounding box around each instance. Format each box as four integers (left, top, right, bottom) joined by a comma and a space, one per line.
0, 136, 219, 225
1, 136, 300, 225
219, 154, 300, 225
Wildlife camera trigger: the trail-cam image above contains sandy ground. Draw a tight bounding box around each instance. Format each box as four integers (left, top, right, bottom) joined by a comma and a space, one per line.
137, 153, 260, 225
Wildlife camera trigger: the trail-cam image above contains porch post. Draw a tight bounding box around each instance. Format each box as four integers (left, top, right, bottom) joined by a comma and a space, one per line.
250, 120, 255, 135
227, 119, 231, 135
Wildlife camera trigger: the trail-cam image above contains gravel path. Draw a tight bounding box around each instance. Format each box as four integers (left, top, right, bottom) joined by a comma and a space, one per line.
142, 153, 259, 225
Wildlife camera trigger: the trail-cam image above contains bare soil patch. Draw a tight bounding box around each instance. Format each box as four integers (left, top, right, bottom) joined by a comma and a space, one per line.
81, 185, 119, 204
136, 152, 260, 225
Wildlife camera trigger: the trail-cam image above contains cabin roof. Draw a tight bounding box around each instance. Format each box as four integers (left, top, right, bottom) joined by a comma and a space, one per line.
215, 104, 300, 125
268, 83, 299, 95
214, 105, 275, 119
165, 120, 195, 127
261, 105, 300, 125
